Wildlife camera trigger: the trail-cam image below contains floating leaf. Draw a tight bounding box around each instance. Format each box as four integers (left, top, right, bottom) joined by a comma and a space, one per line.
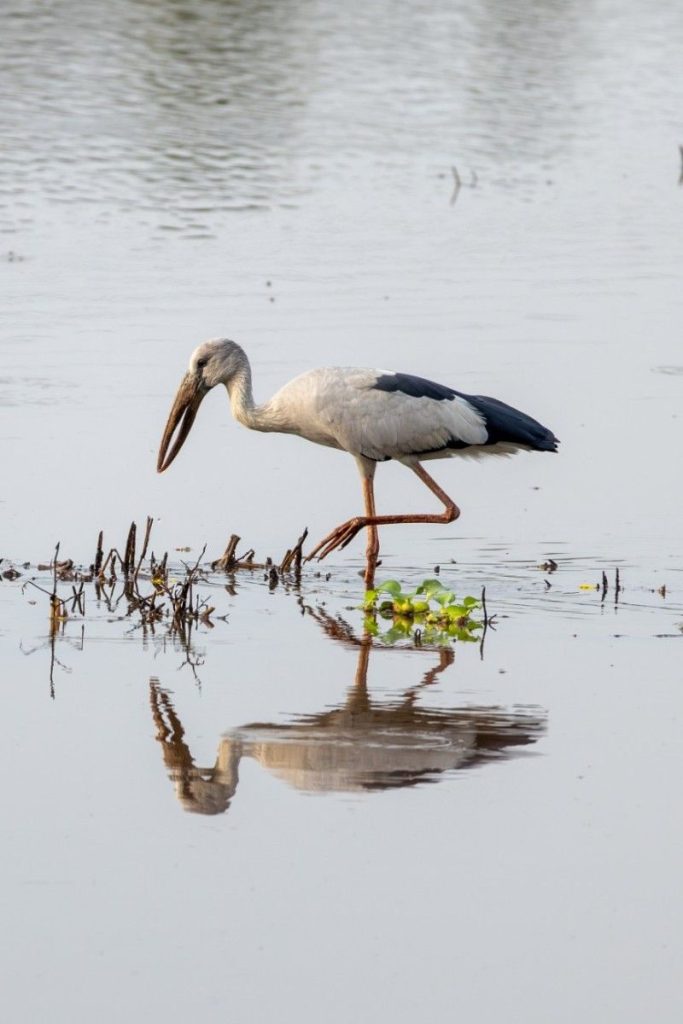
416, 578, 446, 598
376, 580, 402, 596
361, 576, 484, 647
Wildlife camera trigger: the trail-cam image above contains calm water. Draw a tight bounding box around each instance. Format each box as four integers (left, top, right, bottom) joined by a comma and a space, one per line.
1, 1, 683, 1020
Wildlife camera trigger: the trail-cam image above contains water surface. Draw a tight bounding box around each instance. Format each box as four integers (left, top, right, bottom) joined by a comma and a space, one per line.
1, 1, 682, 1021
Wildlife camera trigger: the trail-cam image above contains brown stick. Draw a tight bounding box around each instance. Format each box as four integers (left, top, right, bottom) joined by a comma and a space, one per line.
134, 516, 154, 580
211, 534, 241, 571
94, 531, 104, 575
280, 527, 309, 573
123, 521, 136, 576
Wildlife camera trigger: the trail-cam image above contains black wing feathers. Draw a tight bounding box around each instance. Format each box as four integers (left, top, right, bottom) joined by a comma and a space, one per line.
373, 372, 457, 402
463, 394, 559, 451
372, 373, 558, 452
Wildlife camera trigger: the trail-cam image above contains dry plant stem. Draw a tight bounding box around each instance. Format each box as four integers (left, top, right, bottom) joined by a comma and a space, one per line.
98, 547, 123, 580
46, 542, 68, 635
211, 534, 240, 571
98, 549, 112, 579
212, 535, 271, 572
280, 528, 309, 573
52, 541, 59, 596
134, 516, 154, 580
94, 531, 104, 575
165, 544, 208, 631
123, 521, 136, 575
292, 529, 308, 572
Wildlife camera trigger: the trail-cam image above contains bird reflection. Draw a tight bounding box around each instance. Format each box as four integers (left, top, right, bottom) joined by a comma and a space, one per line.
150, 608, 546, 815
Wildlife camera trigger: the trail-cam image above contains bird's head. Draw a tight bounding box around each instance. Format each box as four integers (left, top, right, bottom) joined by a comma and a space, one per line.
157, 338, 244, 473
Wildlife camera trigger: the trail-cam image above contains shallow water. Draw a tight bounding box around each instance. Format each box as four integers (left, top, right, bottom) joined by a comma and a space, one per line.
1, 0, 683, 1020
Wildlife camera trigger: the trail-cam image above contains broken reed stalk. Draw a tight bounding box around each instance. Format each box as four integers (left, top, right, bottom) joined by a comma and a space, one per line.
70, 582, 85, 616
212, 526, 310, 575
123, 521, 136, 576
211, 537, 261, 571
98, 548, 122, 581
94, 531, 104, 575
212, 534, 241, 571
49, 541, 67, 633
134, 516, 154, 581
280, 527, 309, 573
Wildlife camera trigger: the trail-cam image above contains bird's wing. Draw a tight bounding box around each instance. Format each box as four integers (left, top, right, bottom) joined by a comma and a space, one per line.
269, 368, 556, 461
308, 369, 489, 460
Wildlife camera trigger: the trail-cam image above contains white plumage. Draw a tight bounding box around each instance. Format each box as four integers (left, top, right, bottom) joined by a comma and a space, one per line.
157, 338, 558, 582
253, 366, 489, 459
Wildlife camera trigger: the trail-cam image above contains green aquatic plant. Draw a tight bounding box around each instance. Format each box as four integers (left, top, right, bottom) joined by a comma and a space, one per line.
363, 578, 484, 645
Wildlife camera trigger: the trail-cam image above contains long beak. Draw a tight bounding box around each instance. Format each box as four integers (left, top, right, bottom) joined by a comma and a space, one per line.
157, 373, 206, 473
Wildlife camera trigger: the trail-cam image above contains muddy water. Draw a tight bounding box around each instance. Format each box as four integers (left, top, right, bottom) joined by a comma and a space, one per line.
2, 0, 683, 1021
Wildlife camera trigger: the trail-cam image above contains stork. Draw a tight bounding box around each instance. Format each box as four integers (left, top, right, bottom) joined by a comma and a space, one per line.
157, 338, 558, 584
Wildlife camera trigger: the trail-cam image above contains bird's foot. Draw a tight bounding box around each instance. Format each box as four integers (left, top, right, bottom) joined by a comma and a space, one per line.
307, 517, 367, 561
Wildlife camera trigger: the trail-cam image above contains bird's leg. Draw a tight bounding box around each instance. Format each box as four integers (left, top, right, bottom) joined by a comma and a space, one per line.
307, 460, 380, 585
362, 475, 379, 589
308, 463, 461, 564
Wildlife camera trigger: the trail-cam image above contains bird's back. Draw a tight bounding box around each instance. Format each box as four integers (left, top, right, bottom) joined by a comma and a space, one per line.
268, 366, 558, 462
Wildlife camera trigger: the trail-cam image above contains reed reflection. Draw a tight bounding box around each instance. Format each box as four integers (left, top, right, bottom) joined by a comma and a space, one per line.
150, 606, 546, 815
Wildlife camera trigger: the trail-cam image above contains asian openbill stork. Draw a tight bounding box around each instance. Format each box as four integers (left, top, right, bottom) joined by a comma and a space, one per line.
157, 338, 558, 584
